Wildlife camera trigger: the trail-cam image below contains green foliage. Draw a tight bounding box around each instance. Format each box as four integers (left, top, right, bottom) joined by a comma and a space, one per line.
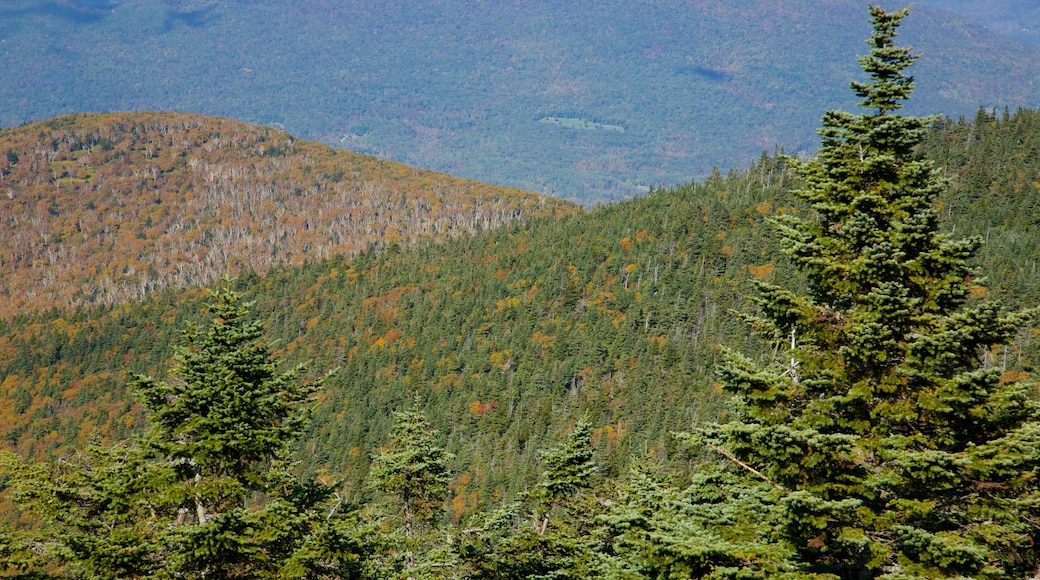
1, 282, 366, 579
1, 440, 168, 578
369, 399, 454, 533
6, 105, 1040, 514
598, 459, 812, 579
465, 419, 606, 580
134, 281, 318, 490
364, 400, 457, 579
535, 416, 597, 513
4, 10, 1040, 572
701, 6, 1040, 578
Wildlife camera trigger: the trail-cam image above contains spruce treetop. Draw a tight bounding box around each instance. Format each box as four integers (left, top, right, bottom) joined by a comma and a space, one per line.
709, 5, 1040, 578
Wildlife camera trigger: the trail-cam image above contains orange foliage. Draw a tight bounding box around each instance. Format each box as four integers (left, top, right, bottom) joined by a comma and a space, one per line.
0, 112, 579, 318
999, 370, 1030, 385
747, 262, 775, 279
467, 399, 498, 416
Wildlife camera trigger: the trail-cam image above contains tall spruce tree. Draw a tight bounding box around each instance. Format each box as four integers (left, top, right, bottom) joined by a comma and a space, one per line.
473, 418, 603, 580
367, 400, 456, 578
534, 416, 598, 533
132, 279, 338, 578
706, 6, 1040, 578
2, 280, 358, 578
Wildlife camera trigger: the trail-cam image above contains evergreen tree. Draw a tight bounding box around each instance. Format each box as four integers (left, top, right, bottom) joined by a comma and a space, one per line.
533, 416, 597, 534
131, 279, 339, 578
367, 399, 455, 578
597, 459, 796, 579
2, 442, 167, 579
3, 280, 358, 579
703, 6, 1040, 578
472, 418, 603, 580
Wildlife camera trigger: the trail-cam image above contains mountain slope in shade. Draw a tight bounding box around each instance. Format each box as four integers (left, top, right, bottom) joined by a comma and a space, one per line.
916, 0, 1040, 46
0, 112, 577, 318
1, 1, 1039, 202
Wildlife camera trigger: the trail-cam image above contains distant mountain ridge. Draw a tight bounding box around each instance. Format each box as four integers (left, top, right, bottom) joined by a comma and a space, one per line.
0, 112, 577, 318
1, 1, 1039, 203
917, 0, 1040, 46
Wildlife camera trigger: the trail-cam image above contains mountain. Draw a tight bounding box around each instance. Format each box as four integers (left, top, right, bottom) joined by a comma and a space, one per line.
0, 112, 577, 318
1, 1, 1039, 203
916, 0, 1040, 46
4, 109, 1040, 503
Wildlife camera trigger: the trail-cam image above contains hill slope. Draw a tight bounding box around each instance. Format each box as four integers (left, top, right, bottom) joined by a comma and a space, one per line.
1, 1, 1039, 202
0, 112, 576, 318
3, 110, 1040, 503
917, 0, 1040, 46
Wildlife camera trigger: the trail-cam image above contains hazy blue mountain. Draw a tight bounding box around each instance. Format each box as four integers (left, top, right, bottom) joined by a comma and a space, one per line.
916, 0, 1040, 46
2, 0, 1039, 203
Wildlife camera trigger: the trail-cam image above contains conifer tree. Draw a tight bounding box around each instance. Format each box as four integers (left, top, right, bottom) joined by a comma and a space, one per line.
533, 416, 597, 534
1, 442, 167, 579
3, 280, 357, 579
598, 456, 801, 579
367, 400, 455, 578
130, 279, 339, 578
705, 6, 1040, 578
474, 418, 603, 580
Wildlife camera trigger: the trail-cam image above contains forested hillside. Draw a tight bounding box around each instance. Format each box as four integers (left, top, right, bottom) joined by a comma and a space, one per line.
3, 101, 1040, 575
918, 0, 1040, 46
3, 1, 1040, 202
3, 4, 1040, 576
3, 108, 1040, 500
0, 113, 575, 318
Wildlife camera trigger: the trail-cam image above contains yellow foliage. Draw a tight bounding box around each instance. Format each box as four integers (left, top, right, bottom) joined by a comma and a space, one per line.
748, 263, 775, 279
999, 370, 1030, 385
969, 284, 989, 298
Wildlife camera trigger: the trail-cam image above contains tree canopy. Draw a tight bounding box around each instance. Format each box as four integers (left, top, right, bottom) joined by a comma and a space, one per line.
706, 5, 1040, 578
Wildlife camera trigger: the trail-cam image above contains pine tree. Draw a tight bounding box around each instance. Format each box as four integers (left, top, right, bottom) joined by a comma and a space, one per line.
2, 280, 357, 578
597, 455, 801, 579
130, 279, 339, 578
534, 416, 598, 534
704, 6, 1040, 578
473, 418, 603, 580
367, 399, 455, 578
1, 442, 165, 579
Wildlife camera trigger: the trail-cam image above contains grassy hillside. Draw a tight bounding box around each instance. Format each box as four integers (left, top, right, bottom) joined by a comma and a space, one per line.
1, 2, 1039, 203
0, 112, 576, 318
3, 110, 1040, 509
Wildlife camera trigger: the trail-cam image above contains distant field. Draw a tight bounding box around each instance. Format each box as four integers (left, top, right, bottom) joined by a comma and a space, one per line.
537, 116, 625, 132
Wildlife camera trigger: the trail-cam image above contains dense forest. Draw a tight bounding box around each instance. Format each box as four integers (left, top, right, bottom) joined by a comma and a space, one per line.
4, 6, 1040, 579
3, 1, 1040, 203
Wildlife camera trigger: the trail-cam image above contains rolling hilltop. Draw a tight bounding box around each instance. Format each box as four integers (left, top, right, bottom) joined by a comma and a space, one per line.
918, 0, 1040, 45
2, 1, 1040, 202
0, 112, 576, 318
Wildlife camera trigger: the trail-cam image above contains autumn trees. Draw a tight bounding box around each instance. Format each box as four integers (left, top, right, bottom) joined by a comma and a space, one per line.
2, 5, 1040, 580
